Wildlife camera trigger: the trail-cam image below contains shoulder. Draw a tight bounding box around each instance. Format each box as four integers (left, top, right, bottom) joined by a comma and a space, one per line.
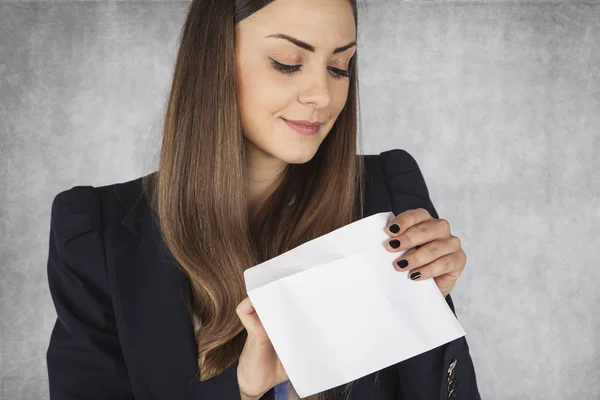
378, 148, 422, 173
361, 148, 422, 174
362, 148, 428, 191
50, 173, 153, 244
379, 149, 431, 196
361, 148, 438, 218
361, 148, 421, 173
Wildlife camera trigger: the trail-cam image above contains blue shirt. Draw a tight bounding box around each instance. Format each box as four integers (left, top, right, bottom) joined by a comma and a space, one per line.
274, 381, 288, 400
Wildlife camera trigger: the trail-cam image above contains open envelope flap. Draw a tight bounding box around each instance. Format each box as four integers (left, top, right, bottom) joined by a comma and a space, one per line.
244, 212, 400, 291
246, 241, 466, 398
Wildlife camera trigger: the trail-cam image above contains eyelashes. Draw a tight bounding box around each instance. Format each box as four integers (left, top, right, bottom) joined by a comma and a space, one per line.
269, 58, 350, 80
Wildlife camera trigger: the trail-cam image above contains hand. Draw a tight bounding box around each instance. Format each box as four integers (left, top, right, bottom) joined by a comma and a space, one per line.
384, 208, 467, 298
236, 296, 289, 399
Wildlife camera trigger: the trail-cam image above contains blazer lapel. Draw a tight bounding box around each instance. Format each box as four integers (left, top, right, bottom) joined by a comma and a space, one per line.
363, 154, 393, 217
110, 178, 200, 399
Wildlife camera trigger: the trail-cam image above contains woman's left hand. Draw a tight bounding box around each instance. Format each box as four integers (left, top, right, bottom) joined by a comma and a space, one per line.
384, 208, 467, 298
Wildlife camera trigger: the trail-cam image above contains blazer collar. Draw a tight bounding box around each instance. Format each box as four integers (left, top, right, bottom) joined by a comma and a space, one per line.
113, 173, 201, 398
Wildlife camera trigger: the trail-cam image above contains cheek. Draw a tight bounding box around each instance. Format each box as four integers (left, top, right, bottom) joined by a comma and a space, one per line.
239, 91, 287, 144
326, 84, 350, 122
238, 71, 291, 119
237, 73, 290, 143
333, 89, 349, 112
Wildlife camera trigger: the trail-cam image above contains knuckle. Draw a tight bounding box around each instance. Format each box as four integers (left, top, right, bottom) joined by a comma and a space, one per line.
425, 242, 439, 256
400, 235, 412, 249
446, 256, 455, 269
415, 208, 427, 220
405, 251, 417, 266
413, 208, 424, 221
451, 235, 461, 248
440, 218, 450, 231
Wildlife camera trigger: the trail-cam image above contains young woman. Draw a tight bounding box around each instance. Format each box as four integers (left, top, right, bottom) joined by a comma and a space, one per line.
46, 0, 480, 399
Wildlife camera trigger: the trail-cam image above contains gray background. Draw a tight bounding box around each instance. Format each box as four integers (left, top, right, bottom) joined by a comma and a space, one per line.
1, 0, 599, 399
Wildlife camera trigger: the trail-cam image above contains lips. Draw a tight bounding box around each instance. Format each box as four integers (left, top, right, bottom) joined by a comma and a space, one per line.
282, 118, 322, 135
282, 118, 323, 128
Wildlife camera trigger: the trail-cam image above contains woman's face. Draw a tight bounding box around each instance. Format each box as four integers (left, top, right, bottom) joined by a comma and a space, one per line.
235, 0, 356, 165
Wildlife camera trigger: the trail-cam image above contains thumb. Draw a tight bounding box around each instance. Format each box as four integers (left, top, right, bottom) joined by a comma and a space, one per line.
236, 296, 266, 339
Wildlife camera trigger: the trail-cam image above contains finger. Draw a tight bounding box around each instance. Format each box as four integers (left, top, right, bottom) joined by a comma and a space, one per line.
236, 297, 266, 337
385, 208, 432, 237
393, 236, 459, 272
386, 218, 451, 252
236, 296, 254, 314
406, 251, 464, 281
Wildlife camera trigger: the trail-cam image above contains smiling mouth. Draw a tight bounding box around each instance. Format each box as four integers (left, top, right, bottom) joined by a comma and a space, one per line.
281, 118, 324, 127
282, 118, 321, 135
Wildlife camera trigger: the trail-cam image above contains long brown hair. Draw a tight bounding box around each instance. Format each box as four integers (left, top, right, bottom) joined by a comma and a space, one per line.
141, 0, 371, 398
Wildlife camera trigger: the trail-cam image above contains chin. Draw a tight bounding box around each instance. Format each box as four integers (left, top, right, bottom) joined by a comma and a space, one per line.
279, 147, 320, 165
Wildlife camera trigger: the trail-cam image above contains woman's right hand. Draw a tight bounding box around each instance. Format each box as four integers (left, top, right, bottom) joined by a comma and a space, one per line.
236, 296, 289, 399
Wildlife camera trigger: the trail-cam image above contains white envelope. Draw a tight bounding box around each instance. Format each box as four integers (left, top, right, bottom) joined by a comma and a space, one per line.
243, 212, 466, 398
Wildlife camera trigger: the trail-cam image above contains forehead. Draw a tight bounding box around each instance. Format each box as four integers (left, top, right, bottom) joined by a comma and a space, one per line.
236, 0, 356, 51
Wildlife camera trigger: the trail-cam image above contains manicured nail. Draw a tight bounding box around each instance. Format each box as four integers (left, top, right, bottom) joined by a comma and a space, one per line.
410, 272, 421, 280
388, 224, 400, 234
389, 239, 400, 249
396, 259, 409, 269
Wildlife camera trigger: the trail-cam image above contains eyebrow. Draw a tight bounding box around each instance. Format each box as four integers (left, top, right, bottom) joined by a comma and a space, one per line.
265, 33, 357, 54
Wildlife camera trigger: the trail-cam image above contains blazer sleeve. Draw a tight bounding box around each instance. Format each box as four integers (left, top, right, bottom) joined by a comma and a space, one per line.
46, 186, 134, 399
379, 149, 481, 400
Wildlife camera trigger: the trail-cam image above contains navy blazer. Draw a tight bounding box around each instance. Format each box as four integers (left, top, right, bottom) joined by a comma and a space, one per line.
46, 149, 481, 400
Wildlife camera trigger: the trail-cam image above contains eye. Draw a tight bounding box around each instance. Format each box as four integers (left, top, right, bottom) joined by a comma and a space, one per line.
269, 58, 350, 80
270, 59, 301, 75
329, 67, 350, 79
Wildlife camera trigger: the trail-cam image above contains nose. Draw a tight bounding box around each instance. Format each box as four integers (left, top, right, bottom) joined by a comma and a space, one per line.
297, 69, 332, 110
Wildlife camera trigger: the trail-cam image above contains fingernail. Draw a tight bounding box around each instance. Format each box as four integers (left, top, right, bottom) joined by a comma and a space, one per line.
410, 272, 421, 280
388, 224, 400, 234
396, 259, 409, 269
389, 239, 400, 249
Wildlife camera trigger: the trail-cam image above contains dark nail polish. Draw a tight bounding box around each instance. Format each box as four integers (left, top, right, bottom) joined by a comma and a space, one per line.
410, 272, 421, 280
388, 224, 400, 234
389, 239, 400, 249
397, 259, 409, 268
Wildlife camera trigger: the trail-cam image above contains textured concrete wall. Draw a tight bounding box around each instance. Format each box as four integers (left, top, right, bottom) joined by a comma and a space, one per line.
1, 1, 598, 399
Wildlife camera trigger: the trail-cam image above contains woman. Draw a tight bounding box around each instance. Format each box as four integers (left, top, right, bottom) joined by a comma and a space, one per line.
46, 0, 480, 399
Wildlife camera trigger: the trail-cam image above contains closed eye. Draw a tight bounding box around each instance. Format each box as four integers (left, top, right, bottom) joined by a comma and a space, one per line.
269, 58, 350, 79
